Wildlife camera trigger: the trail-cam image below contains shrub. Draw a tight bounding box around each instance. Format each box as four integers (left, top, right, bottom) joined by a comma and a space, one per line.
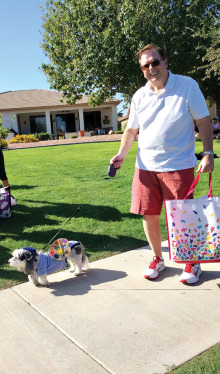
69, 135, 78, 138
36, 132, 51, 141
8, 134, 39, 144
0, 139, 8, 149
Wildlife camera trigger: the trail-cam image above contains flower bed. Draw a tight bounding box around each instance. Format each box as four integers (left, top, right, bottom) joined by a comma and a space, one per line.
8, 134, 39, 144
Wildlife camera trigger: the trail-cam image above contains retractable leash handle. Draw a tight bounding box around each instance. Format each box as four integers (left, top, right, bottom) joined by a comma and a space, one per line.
184, 172, 213, 200
42, 203, 84, 251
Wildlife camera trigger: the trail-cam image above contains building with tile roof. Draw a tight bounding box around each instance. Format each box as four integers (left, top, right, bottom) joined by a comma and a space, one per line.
0, 90, 121, 138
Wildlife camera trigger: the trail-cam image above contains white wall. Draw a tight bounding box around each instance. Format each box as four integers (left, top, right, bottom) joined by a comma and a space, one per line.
101, 105, 118, 131
18, 113, 31, 133
1, 112, 18, 132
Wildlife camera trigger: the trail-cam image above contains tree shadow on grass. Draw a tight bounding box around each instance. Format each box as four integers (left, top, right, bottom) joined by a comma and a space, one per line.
0, 267, 27, 286
0, 243, 27, 287
20, 199, 141, 221
1, 201, 145, 247
1, 230, 146, 258
11, 185, 38, 191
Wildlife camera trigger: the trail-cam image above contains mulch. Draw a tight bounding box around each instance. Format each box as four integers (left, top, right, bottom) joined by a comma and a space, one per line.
6, 134, 123, 150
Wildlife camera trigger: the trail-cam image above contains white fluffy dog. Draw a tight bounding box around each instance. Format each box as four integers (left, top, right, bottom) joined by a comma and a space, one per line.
9, 239, 89, 287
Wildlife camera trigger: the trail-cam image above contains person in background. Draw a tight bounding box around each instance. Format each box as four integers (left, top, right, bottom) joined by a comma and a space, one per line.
0, 146, 16, 206
110, 43, 214, 284
212, 116, 220, 138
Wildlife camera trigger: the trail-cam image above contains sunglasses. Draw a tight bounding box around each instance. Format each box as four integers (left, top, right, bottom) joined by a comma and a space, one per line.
141, 59, 163, 71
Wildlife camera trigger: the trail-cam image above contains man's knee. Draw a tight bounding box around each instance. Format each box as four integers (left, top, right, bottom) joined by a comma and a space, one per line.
143, 215, 160, 224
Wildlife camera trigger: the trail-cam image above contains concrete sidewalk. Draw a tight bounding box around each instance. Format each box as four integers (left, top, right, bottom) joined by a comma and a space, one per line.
1, 241, 220, 374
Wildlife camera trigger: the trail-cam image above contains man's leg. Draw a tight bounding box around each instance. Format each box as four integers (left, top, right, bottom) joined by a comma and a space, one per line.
2, 179, 9, 188
130, 168, 165, 279
143, 215, 162, 257
142, 214, 165, 279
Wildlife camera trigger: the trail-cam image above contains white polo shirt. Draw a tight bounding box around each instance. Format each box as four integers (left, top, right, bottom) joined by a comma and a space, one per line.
127, 71, 209, 171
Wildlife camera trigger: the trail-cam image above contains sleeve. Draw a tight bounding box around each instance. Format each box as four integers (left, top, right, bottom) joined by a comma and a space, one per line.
188, 79, 210, 120
127, 96, 140, 129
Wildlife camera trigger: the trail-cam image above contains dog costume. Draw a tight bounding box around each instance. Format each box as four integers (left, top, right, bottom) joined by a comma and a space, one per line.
24, 240, 81, 276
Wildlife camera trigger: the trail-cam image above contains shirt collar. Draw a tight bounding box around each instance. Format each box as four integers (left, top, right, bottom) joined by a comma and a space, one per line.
165, 71, 175, 90
145, 70, 174, 94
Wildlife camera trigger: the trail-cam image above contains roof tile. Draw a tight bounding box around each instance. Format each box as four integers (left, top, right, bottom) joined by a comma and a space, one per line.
0, 90, 120, 111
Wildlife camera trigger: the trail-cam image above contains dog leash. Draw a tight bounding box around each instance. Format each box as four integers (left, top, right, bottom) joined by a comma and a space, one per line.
42, 203, 84, 251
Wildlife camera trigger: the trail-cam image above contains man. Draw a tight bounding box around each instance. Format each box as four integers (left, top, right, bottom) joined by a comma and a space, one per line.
110, 44, 214, 284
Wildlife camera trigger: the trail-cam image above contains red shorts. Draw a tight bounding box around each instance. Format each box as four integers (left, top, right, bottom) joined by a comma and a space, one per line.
130, 167, 195, 215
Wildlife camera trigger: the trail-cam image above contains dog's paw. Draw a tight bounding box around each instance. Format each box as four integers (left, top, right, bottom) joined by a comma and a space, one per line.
73, 271, 81, 276
38, 282, 50, 287
38, 274, 50, 287
28, 274, 39, 286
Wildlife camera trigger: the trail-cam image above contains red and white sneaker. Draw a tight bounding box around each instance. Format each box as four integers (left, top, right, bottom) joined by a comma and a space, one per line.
179, 264, 202, 284
143, 256, 165, 279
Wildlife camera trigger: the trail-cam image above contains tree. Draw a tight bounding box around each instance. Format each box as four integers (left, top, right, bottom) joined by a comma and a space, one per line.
40, 0, 219, 107
200, 23, 220, 105
203, 26, 220, 80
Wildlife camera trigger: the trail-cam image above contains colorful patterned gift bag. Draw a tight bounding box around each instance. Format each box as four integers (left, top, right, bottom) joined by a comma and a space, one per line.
165, 173, 220, 263
0, 188, 11, 219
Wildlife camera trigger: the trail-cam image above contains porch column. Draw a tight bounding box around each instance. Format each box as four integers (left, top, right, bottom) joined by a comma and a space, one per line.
12, 115, 18, 133
112, 105, 118, 132
45, 110, 52, 133
78, 108, 85, 131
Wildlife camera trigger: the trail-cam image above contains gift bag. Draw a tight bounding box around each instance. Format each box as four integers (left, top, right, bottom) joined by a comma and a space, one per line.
0, 188, 11, 219
165, 173, 220, 263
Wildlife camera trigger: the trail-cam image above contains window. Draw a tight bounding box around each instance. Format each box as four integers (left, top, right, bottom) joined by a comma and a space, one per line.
83, 111, 101, 131
30, 116, 46, 133
56, 113, 76, 132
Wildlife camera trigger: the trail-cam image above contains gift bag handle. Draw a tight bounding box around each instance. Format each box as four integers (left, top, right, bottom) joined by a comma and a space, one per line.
184, 172, 212, 199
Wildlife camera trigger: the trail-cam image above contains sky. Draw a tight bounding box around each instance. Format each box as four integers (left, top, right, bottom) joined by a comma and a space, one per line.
0, 0, 124, 112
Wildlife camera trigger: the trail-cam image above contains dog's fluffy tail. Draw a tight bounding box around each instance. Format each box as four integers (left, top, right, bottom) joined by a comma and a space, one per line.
82, 253, 89, 269
69, 241, 89, 269
80, 243, 89, 269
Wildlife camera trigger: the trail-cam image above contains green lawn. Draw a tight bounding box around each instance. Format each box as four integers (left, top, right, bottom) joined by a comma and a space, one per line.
1, 139, 220, 289
1, 138, 220, 372
1, 141, 146, 289
168, 342, 220, 374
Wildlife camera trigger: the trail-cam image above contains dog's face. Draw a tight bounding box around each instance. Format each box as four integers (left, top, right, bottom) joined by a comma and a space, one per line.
9, 248, 39, 274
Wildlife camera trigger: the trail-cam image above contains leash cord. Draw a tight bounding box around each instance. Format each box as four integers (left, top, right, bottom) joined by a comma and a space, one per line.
42, 204, 84, 251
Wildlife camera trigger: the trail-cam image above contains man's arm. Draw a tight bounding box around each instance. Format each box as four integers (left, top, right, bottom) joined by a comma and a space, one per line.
196, 116, 214, 173
110, 127, 139, 168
